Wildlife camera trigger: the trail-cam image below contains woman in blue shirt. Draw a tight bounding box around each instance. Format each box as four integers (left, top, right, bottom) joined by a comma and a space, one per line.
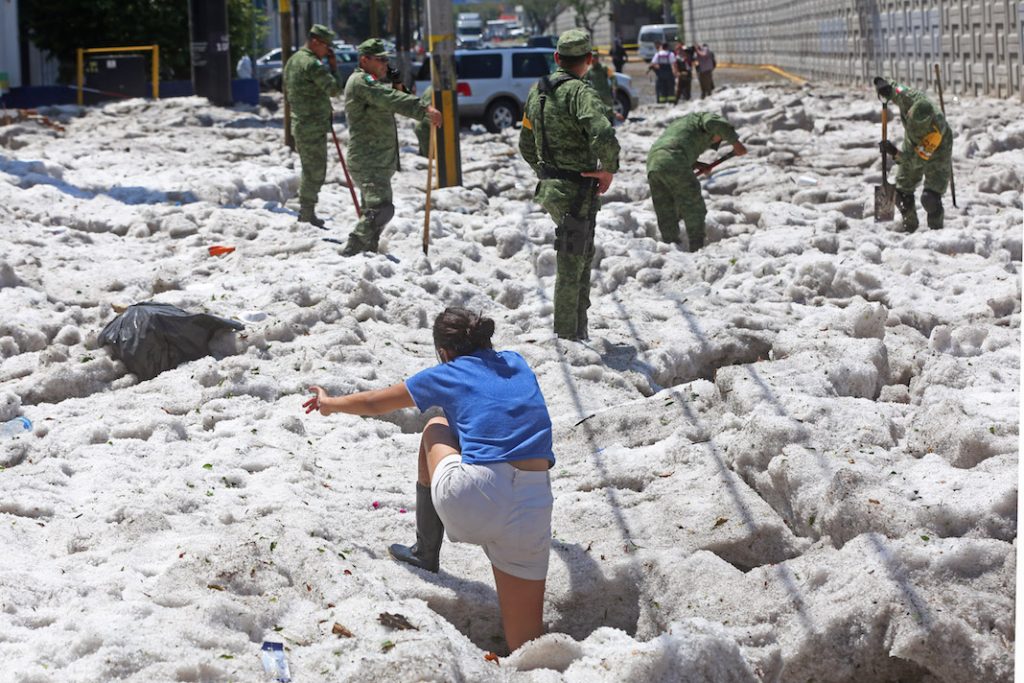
304, 307, 554, 651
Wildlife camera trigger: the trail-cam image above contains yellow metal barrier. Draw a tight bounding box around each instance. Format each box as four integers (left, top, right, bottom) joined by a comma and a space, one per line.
718, 62, 807, 85
77, 45, 160, 106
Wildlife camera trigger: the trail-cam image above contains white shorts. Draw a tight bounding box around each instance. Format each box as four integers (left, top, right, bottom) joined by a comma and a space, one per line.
431, 454, 553, 581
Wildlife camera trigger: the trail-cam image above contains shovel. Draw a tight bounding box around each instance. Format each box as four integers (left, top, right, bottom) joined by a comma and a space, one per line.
874, 104, 896, 222
423, 99, 437, 256
694, 150, 735, 177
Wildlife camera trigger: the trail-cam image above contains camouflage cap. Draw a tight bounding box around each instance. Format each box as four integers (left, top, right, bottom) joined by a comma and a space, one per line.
309, 24, 335, 43
557, 29, 591, 57
704, 114, 739, 144
357, 38, 391, 57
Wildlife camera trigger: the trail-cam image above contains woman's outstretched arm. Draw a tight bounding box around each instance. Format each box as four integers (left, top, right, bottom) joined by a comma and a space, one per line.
304, 382, 415, 417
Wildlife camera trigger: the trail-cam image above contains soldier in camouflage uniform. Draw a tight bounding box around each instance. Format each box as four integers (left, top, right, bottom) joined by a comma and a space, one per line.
874, 76, 953, 231
520, 30, 620, 341
342, 39, 442, 256
283, 24, 344, 228
646, 112, 747, 250
585, 49, 617, 125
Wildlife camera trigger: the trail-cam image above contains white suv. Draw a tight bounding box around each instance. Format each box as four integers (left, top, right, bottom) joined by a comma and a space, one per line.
414, 47, 638, 133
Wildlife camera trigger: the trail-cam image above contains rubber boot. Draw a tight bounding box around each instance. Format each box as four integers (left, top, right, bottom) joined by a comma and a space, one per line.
298, 204, 326, 229
388, 483, 443, 572
896, 191, 918, 233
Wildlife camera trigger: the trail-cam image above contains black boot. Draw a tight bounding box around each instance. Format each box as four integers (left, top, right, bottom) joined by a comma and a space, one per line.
298, 204, 326, 229
388, 483, 443, 572
896, 191, 918, 233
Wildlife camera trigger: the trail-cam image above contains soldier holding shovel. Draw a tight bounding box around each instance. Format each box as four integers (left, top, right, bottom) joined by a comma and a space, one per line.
874, 76, 953, 232
341, 39, 442, 256
645, 112, 746, 251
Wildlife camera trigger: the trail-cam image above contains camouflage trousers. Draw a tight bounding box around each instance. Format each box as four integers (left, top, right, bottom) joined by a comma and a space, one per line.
537, 178, 599, 340
345, 171, 395, 253
293, 128, 328, 207
648, 152, 706, 249
415, 119, 430, 157
895, 132, 953, 230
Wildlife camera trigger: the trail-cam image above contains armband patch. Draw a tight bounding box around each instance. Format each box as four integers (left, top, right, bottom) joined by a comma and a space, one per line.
915, 128, 942, 160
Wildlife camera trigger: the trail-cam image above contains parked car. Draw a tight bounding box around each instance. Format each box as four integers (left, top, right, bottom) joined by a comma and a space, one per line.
414, 47, 638, 133
637, 24, 680, 60
526, 35, 556, 49
256, 46, 360, 91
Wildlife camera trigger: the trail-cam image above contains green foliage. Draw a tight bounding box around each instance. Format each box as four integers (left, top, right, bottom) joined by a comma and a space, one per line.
23, 0, 189, 82
228, 0, 270, 65
564, 0, 608, 36
519, 0, 565, 36
336, 0, 389, 42
23, 0, 268, 83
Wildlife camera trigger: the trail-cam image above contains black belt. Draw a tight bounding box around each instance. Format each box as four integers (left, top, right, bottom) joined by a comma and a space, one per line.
539, 166, 585, 182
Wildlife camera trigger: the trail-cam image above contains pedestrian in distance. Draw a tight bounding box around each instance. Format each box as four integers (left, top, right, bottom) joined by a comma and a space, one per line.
341, 38, 442, 256
648, 41, 678, 104
282, 24, 345, 228
646, 112, 746, 250
236, 53, 253, 80
304, 307, 556, 652
674, 43, 694, 103
519, 29, 620, 341
695, 43, 716, 98
611, 34, 628, 73
874, 76, 953, 232
586, 48, 621, 125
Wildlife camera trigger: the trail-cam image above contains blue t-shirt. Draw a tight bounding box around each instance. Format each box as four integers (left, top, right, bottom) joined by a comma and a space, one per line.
405, 349, 555, 466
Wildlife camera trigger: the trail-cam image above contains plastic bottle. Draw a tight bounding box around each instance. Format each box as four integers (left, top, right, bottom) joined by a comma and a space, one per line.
0, 417, 31, 439
260, 642, 291, 682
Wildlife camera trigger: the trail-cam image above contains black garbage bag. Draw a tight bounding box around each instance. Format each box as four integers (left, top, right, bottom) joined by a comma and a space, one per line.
99, 302, 245, 381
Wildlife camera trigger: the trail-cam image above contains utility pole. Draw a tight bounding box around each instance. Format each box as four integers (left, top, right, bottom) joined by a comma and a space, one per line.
395, 0, 414, 88
426, 0, 461, 187
187, 0, 233, 106
280, 0, 294, 149
370, 0, 380, 37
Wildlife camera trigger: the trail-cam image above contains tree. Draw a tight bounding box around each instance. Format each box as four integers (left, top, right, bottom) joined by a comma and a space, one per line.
228, 0, 269, 65
519, 0, 565, 36
336, 0, 389, 42
23, 0, 268, 83
23, 0, 189, 82
564, 0, 608, 37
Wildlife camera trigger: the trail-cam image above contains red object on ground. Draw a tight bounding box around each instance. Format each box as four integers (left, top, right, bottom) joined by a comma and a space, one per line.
208, 245, 236, 256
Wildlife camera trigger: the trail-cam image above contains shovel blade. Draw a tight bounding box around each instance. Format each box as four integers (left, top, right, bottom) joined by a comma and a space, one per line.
874, 183, 895, 222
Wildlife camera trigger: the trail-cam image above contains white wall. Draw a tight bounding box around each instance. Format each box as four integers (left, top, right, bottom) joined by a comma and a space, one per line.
688, 0, 1022, 98
0, 0, 22, 88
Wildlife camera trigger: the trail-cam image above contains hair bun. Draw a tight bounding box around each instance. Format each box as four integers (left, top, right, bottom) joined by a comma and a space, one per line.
472, 316, 496, 344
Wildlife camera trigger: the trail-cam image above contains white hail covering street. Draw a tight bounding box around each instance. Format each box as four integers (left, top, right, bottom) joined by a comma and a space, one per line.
0, 83, 1020, 682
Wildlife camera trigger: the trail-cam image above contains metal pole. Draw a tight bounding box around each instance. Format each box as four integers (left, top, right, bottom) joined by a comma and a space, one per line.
426, 0, 461, 187
370, 0, 379, 37
933, 62, 957, 208
280, 0, 294, 150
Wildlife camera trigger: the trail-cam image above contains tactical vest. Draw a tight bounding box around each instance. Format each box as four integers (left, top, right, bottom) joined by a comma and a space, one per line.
535, 72, 581, 181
